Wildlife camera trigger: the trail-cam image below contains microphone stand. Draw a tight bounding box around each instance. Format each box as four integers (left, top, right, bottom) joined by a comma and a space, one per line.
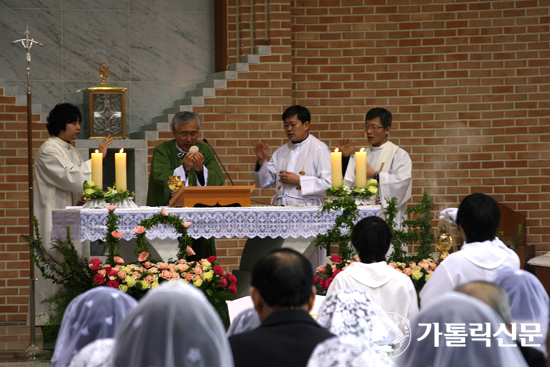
203, 138, 235, 186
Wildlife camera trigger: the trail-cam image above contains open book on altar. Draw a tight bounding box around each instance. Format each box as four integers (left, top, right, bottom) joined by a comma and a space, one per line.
168, 185, 256, 208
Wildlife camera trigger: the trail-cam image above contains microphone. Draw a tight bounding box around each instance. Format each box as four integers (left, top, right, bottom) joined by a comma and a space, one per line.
203, 138, 235, 186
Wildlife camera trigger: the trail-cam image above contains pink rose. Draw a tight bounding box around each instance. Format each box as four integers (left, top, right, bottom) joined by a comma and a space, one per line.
316, 265, 326, 273
185, 273, 194, 281
94, 274, 105, 285
177, 259, 186, 264
106, 280, 119, 288
182, 221, 192, 228
330, 255, 342, 263
219, 277, 227, 287
403, 268, 413, 275
111, 231, 123, 239
171, 272, 180, 279
228, 283, 237, 294
114, 265, 122, 271
176, 264, 187, 272
388, 262, 397, 269
430, 262, 437, 270
160, 207, 169, 216
213, 265, 224, 275
162, 270, 172, 280
193, 267, 202, 275
144, 275, 154, 283
409, 262, 416, 269
133, 226, 146, 234
194, 274, 201, 282
148, 267, 159, 274
419, 263, 429, 270
117, 270, 127, 279
158, 262, 169, 270
132, 271, 142, 279
186, 246, 196, 256
113, 256, 124, 264
98, 269, 106, 276
106, 205, 117, 212
137, 252, 149, 262
143, 261, 152, 269
427, 269, 434, 274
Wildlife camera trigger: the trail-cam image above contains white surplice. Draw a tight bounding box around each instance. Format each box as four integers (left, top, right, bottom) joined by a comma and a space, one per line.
344, 141, 412, 230
327, 262, 418, 323
254, 134, 331, 206
33, 136, 91, 322
419, 238, 520, 309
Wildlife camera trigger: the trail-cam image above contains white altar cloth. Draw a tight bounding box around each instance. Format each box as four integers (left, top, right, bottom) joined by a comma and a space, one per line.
51, 206, 382, 241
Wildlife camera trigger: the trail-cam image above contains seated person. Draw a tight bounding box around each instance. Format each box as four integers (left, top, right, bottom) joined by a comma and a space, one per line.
398, 292, 528, 367
51, 287, 137, 367
327, 216, 418, 323
229, 248, 334, 367
420, 193, 520, 308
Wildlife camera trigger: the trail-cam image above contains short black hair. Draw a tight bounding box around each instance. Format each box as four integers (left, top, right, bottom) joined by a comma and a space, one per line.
46, 103, 82, 137
251, 248, 313, 308
282, 105, 311, 125
455, 193, 500, 243
365, 107, 392, 129
351, 216, 393, 263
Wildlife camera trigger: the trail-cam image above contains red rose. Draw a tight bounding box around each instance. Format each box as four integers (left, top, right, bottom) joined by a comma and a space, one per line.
89, 258, 102, 265
106, 280, 119, 288
226, 273, 237, 283
207, 256, 217, 263
325, 277, 333, 289
332, 270, 342, 277
319, 278, 328, 290
213, 265, 224, 275
330, 255, 342, 263
94, 274, 106, 285
228, 283, 237, 294
219, 277, 227, 287
103, 266, 112, 273
109, 270, 119, 277
313, 275, 319, 285
90, 264, 100, 272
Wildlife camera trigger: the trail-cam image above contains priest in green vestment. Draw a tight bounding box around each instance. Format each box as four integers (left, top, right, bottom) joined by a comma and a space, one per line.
147, 111, 225, 260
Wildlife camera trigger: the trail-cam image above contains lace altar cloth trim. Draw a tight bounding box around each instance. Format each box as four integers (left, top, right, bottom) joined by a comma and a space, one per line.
51, 206, 382, 241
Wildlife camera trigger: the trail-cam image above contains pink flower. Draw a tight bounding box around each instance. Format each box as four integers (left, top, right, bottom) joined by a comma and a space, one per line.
111, 231, 123, 239
430, 262, 437, 270
184, 273, 194, 281
94, 274, 105, 285
228, 283, 237, 294
194, 274, 201, 282
213, 265, 224, 275
330, 255, 342, 263
89, 258, 102, 265
388, 262, 397, 269
106, 280, 119, 288
103, 265, 112, 273
113, 256, 124, 264
109, 270, 119, 277
207, 256, 217, 263
91, 264, 100, 272
144, 275, 154, 283
114, 265, 122, 271
177, 259, 186, 264
148, 267, 159, 274
219, 277, 227, 287
418, 263, 430, 270
98, 269, 106, 276
143, 261, 152, 269
171, 272, 180, 279
316, 265, 326, 274
158, 262, 169, 270
193, 267, 202, 275
138, 252, 149, 262
332, 269, 342, 277
176, 264, 188, 272
162, 270, 172, 280
160, 207, 169, 216
186, 246, 196, 256
133, 226, 146, 234
107, 205, 117, 212
117, 270, 127, 279
403, 267, 413, 275
427, 269, 434, 274
409, 262, 416, 269
182, 221, 192, 228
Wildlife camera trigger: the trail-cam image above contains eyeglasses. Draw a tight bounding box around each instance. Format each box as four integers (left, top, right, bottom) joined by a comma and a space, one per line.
175, 131, 198, 138
364, 124, 384, 131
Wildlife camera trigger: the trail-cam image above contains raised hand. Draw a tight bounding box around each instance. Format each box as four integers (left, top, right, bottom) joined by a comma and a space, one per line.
192, 152, 205, 172
98, 135, 113, 157
336, 138, 356, 158
254, 142, 270, 165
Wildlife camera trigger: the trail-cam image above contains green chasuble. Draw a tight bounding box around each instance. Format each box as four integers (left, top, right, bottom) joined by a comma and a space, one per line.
146, 140, 225, 260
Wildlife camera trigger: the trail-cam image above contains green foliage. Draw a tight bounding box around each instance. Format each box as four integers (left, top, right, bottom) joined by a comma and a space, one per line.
82, 180, 105, 200
325, 183, 353, 197
104, 209, 121, 265
133, 213, 192, 260
104, 184, 136, 202
314, 197, 358, 261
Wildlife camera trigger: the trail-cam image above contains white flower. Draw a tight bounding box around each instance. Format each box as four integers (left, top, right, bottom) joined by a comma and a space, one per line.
112, 190, 118, 195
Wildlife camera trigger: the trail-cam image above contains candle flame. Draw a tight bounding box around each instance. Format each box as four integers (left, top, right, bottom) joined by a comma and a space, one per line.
95, 149, 99, 153
119, 148, 124, 153
335, 148, 339, 153
360, 147, 365, 152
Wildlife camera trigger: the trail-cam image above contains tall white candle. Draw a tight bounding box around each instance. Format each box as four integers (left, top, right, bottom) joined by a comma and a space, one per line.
355, 148, 367, 188
91, 149, 103, 189
115, 148, 127, 192
331, 148, 343, 187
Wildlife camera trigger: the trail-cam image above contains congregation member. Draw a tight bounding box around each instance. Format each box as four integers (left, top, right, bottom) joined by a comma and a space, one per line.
398, 292, 528, 367
34, 103, 113, 321
112, 281, 233, 367
340, 107, 412, 230
253, 105, 331, 206
229, 248, 334, 367
51, 287, 137, 367
420, 193, 520, 308
327, 217, 418, 323
456, 280, 547, 367
494, 267, 549, 361
146, 111, 225, 259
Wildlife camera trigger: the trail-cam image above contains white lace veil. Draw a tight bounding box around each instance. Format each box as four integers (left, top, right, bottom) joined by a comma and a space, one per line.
307, 336, 395, 367
51, 287, 138, 367
111, 281, 234, 367
316, 289, 402, 345
494, 266, 549, 357
397, 292, 528, 367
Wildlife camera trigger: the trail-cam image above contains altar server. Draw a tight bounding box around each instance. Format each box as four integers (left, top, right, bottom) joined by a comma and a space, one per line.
34, 103, 112, 321
340, 108, 412, 230
253, 105, 331, 206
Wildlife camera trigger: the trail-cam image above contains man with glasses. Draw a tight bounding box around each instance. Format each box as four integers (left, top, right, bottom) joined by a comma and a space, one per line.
339, 107, 412, 230
147, 111, 225, 258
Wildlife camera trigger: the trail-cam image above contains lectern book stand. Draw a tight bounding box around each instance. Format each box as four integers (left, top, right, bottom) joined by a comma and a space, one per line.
168, 185, 255, 207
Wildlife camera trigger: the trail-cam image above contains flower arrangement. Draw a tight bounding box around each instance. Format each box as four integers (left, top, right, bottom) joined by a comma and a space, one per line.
104, 183, 135, 202
82, 180, 105, 200
314, 254, 359, 295
351, 179, 378, 197
388, 258, 438, 295
326, 183, 353, 197
89, 253, 238, 301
